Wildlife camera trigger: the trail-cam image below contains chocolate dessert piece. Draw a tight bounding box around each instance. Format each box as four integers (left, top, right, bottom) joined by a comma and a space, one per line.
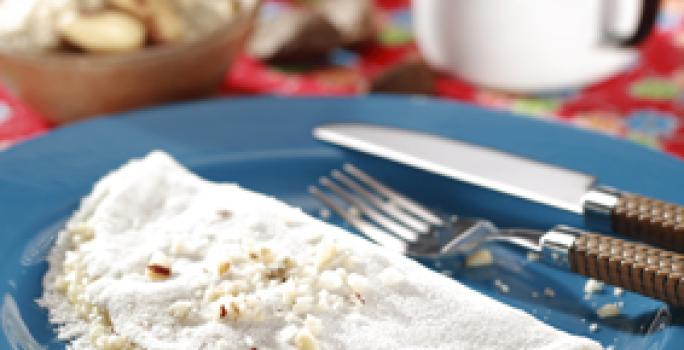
317, 0, 377, 47
371, 56, 436, 95
248, 8, 342, 63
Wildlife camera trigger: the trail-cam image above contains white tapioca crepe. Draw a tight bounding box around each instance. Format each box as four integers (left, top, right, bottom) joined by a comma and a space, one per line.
39, 151, 602, 350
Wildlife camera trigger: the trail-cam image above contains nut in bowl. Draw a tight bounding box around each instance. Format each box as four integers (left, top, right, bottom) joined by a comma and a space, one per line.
0, 0, 260, 124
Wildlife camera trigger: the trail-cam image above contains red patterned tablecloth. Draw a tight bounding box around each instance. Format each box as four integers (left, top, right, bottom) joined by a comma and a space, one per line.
2, 0, 684, 160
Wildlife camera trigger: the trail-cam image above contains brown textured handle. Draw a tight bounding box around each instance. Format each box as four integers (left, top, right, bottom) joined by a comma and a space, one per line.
570, 233, 684, 305
612, 193, 684, 252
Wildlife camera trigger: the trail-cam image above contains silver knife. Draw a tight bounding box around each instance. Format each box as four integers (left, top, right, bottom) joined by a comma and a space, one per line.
313, 123, 684, 251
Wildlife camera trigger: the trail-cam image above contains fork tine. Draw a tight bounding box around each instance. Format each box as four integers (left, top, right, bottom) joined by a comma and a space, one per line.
343, 164, 444, 226
319, 177, 419, 242
309, 186, 407, 252
331, 170, 431, 234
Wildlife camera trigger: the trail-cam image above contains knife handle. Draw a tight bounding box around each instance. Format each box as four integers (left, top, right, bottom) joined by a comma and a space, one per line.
569, 232, 684, 305
583, 188, 684, 252
612, 193, 684, 252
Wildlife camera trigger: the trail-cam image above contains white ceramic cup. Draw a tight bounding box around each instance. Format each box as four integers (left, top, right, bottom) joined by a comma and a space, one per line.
412, 0, 659, 92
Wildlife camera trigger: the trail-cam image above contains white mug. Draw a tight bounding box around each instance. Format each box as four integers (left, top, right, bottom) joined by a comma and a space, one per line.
412, 0, 660, 92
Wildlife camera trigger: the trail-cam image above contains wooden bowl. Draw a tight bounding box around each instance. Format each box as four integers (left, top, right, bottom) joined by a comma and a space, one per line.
0, 3, 259, 124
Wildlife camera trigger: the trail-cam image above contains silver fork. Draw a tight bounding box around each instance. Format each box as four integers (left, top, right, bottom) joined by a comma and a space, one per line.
309, 164, 684, 305
309, 164, 540, 257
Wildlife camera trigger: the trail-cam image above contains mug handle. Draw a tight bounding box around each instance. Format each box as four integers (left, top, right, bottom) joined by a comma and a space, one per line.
606, 0, 660, 46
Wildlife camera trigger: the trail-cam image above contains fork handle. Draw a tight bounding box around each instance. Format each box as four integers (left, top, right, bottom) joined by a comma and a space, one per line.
583, 187, 684, 252
612, 193, 684, 251
557, 229, 684, 305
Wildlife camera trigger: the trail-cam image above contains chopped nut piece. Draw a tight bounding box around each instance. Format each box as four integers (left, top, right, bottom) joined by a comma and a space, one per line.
230, 301, 241, 320
293, 296, 314, 314
335, 267, 348, 280
169, 239, 188, 256
260, 247, 275, 264
279, 325, 299, 345
246, 246, 276, 264
318, 270, 343, 291
282, 256, 297, 269
245, 294, 259, 309
265, 267, 289, 282
353, 292, 366, 305
285, 219, 304, 228
526, 251, 541, 262
465, 249, 494, 268
282, 282, 298, 305
304, 231, 323, 244
346, 273, 368, 293
230, 253, 247, 264
301, 266, 317, 278
146, 251, 172, 280
378, 267, 403, 287
494, 279, 510, 294
54, 275, 69, 293
245, 335, 255, 347
205, 285, 226, 302
584, 279, 604, 295
304, 314, 323, 336
147, 264, 171, 280
232, 281, 249, 296
218, 304, 228, 319
613, 287, 624, 297
216, 209, 233, 219
63, 251, 81, 271
217, 261, 231, 277
100, 334, 130, 349
316, 243, 337, 270
344, 255, 363, 271
169, 237, 204, 257
319, 208, 331, 220
588, 323, 599, 333
316, 289, 330, 311
296, 283, 312, 297
69, 223, 95, 245
294, 328, 320, 350
543, 287, 555, 298
329, 294, 344, 311
596, 303, 621, 318
169, 300, 193, 320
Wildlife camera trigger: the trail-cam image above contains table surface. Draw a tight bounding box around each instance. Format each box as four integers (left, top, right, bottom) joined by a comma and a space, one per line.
1, 0, 684, 161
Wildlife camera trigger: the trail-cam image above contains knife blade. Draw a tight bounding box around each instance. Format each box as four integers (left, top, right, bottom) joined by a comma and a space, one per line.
313, 123, 684, 251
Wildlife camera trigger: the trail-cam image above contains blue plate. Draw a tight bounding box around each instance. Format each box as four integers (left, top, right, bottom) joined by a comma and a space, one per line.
1, 96, 683, 349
